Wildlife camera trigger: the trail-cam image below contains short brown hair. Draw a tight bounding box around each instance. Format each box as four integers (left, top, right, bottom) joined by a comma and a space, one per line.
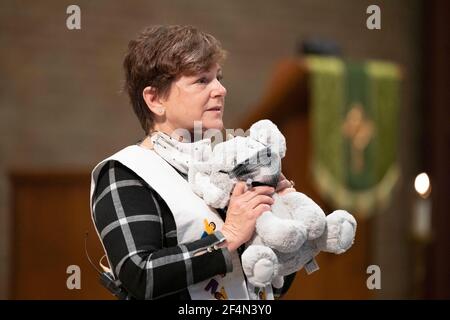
123, 25, 227, 134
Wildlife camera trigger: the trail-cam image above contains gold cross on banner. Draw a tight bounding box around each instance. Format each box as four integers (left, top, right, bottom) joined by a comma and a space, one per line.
342, 103, 375, 173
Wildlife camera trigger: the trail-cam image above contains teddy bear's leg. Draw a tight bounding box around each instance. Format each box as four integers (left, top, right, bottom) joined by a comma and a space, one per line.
241, 245, 279, 288
256, 211, 307, 252
315, 210, 357, 254
274, 241, 318, 277
278, 192, 327, 240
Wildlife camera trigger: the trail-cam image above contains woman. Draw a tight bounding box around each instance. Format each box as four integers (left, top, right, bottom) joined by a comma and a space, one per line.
90, 25, 296, 300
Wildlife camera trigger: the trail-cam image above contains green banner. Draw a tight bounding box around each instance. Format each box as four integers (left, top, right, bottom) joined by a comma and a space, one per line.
306, 55, 400, 217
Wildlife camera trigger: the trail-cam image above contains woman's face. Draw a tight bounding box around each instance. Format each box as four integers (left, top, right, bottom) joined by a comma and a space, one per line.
161, 63, 226, 135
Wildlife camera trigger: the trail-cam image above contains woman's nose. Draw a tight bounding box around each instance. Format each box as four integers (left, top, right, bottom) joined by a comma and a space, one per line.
211, 79, 227, 97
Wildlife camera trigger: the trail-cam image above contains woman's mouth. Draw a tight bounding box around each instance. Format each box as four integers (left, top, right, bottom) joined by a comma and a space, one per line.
206, 106, 222, 112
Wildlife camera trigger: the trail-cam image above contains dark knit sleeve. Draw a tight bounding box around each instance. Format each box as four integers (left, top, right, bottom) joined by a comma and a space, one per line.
92, 160, 233, 299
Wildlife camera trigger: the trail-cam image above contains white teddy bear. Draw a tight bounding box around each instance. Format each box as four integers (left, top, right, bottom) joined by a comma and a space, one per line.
188, 120, 357, 298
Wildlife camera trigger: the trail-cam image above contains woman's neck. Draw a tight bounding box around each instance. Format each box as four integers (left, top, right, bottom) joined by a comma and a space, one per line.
139, 135, 154, 150
139, 128, 191, 150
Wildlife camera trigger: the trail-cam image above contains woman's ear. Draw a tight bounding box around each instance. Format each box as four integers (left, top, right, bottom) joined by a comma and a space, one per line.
143, 86, 165, 115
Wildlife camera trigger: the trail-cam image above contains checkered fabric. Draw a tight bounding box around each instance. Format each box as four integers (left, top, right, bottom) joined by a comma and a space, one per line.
92, 160, 232, 299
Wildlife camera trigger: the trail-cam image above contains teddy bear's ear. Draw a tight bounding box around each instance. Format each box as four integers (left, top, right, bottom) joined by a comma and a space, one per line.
250, 120, 287, 158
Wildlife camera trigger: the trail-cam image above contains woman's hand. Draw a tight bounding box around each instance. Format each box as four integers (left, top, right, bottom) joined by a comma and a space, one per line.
221, 182, 274, 252
275, 173, 296, 196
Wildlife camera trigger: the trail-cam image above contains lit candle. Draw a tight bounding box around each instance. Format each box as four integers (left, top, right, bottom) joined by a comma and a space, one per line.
412, 173, 432, 240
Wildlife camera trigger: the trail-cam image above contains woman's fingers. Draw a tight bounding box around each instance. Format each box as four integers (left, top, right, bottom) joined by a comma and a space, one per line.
231, 181, 247, 197
240, 185, 274, 202
246, 195, 274, 210
252, 203, 272, 217
275, 179, 292, 192
278, 187, 296, 196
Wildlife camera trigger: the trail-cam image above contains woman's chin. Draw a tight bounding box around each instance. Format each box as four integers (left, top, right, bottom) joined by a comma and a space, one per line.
202, 119, 224, 131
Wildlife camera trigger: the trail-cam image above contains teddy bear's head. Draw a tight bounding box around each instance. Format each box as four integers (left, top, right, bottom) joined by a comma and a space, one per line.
189, 119, 287, 208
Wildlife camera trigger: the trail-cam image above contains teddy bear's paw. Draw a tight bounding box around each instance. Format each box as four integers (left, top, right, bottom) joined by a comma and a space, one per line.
203, 185, 229, 208
204, 172, 233, 208
253, 259, 276, 285
318, 210, 357, 254
242, 245, 278, 287
198, 173, 232, 209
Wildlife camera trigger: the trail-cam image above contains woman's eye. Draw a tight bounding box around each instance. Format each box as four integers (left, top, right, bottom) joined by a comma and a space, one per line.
196, 77, 208, 84
196, 74, 223, 84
